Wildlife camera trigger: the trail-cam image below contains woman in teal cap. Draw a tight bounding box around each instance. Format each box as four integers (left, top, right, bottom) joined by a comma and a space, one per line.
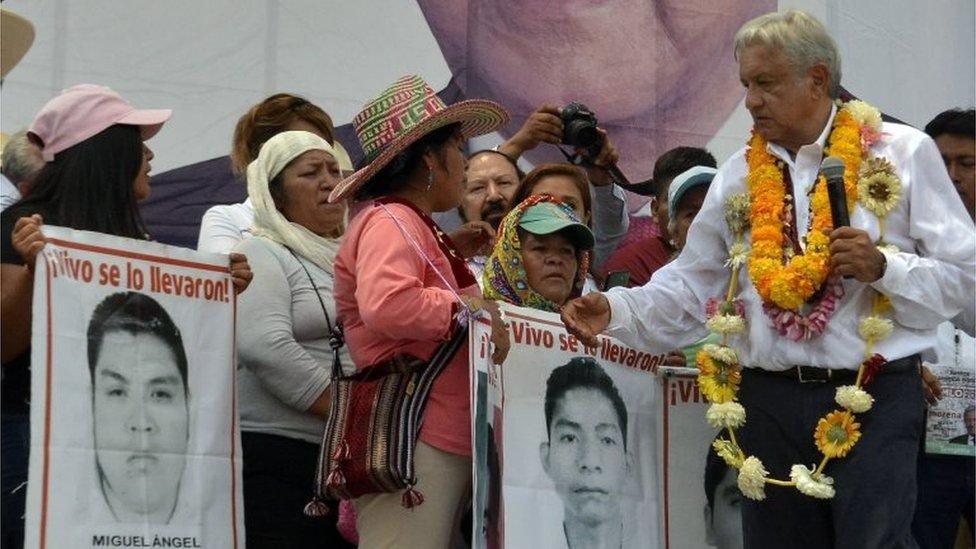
483, 194, 595, 311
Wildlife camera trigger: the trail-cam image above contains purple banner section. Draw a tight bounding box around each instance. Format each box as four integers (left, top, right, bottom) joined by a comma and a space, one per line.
140, 156, 243, 249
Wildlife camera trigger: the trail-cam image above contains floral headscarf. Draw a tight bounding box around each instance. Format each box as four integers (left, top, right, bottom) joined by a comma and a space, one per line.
482, 194, 590, 312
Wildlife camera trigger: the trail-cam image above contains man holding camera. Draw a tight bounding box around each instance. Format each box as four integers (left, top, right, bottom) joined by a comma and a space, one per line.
562, 10, 975, 548
457, 103, 628, 282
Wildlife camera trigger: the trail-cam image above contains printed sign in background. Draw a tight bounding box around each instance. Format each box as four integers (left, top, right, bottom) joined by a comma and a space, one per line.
25, 227, 244, 549
924, 322, 976, 457
658, 370, 734, 549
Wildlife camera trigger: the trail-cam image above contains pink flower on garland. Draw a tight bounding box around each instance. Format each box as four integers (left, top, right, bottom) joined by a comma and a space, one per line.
706, 297, 746, 319
763, 278, 844, 341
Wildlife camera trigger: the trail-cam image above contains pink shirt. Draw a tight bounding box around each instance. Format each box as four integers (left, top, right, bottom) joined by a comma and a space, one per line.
334, 199, 479, 456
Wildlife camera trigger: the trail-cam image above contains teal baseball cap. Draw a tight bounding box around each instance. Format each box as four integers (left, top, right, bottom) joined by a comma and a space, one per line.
667, 165, 717, 220
518, 201, 595, 250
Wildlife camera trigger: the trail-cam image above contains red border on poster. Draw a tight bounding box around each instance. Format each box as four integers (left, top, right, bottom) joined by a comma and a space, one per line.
37, 238, 239, 549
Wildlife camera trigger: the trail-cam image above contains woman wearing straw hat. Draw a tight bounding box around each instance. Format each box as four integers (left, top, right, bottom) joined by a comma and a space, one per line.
331, 75, 511, 548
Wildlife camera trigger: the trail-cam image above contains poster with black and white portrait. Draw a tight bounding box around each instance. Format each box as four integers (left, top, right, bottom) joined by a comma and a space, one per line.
25, 226, 243, 549
472, 303, 666, 549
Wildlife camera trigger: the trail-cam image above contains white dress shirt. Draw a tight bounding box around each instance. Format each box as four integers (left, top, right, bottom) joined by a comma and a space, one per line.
196, 198, 254, 253
605, 106, 976, 370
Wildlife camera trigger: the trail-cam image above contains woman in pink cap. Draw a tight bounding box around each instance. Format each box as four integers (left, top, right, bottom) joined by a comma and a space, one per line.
330, 75, 510, 548
0, 85, 251, 547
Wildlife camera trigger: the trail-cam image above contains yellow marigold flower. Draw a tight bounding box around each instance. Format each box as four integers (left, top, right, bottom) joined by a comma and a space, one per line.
814, 410, 862, 458
751, 226, 785, 247
713, 438, 744, 468
770, 276, 805, 310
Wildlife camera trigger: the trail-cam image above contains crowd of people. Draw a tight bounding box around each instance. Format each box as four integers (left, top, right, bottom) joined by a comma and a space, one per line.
1, 8, 973, 549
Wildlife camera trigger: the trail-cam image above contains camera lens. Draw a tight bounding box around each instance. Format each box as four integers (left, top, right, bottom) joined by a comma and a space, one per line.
569, 123, 599, 150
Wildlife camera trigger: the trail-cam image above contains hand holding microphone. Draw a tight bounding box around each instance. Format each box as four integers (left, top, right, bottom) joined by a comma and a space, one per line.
822, 156, 887, 282
822, 156, 849, 228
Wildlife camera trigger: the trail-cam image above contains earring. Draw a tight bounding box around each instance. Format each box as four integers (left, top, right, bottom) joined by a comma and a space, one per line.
425, 166, 434, 192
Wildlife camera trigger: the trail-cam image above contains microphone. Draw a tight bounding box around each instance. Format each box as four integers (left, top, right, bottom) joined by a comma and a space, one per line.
821, 156, 849, 228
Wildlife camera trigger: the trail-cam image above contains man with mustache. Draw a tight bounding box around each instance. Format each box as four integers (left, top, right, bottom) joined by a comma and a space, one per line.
458, 106, 628, 284
540, 357, 633, 549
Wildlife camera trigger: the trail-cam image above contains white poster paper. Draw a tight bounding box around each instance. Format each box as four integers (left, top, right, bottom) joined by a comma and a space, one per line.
472, 303, 666, 548
25, 226, 244, 549
658, 369, 743, 549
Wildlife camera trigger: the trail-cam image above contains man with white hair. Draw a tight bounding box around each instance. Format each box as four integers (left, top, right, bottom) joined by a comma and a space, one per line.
0, 130, 43, 211
562, 10, 975, 548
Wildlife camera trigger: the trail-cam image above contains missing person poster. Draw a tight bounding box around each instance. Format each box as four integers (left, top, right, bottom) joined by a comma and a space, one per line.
658, 369, 742, 549
25, 226, 244, 549
924, 322, 976, 457
471, 303, 666, 548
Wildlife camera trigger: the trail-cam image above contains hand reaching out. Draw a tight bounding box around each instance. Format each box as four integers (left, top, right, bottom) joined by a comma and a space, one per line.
449, 221, 496, 258
560, 292, 611, 348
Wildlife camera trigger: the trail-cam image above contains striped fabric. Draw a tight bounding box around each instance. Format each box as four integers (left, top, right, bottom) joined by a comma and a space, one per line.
306, 324, 469, 512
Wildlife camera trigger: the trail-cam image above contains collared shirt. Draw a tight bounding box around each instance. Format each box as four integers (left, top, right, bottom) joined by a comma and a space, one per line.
605, 106, 976, 370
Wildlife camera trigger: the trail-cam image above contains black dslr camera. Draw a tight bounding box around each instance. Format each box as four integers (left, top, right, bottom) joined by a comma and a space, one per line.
560, 102, 601, 157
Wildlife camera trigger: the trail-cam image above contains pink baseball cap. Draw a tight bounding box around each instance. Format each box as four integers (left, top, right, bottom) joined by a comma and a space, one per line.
28, 84, 172, 161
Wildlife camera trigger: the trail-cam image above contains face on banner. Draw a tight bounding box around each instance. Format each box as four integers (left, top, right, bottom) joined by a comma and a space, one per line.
541, 386, 632, 529
704, 462, 743, 549
91, 326, 189, 524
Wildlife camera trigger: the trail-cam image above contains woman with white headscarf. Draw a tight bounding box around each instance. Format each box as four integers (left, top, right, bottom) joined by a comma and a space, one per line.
234, 130, 353, 548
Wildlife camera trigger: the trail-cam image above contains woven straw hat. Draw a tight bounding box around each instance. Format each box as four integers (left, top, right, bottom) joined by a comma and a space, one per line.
1, 9, 35, 79
328, 75, 509, 203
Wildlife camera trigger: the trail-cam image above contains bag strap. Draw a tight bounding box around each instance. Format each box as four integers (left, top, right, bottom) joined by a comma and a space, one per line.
284, 246, 345, 379
376, 202, 472, 325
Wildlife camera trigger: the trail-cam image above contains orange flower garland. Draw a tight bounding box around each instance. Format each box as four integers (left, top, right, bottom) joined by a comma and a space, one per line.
746, 109, 862, 311
699, 100, 902, 501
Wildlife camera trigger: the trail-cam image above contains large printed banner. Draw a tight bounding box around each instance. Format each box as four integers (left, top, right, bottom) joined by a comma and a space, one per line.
25, 227, 244, 549
471, 303, 663, 548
